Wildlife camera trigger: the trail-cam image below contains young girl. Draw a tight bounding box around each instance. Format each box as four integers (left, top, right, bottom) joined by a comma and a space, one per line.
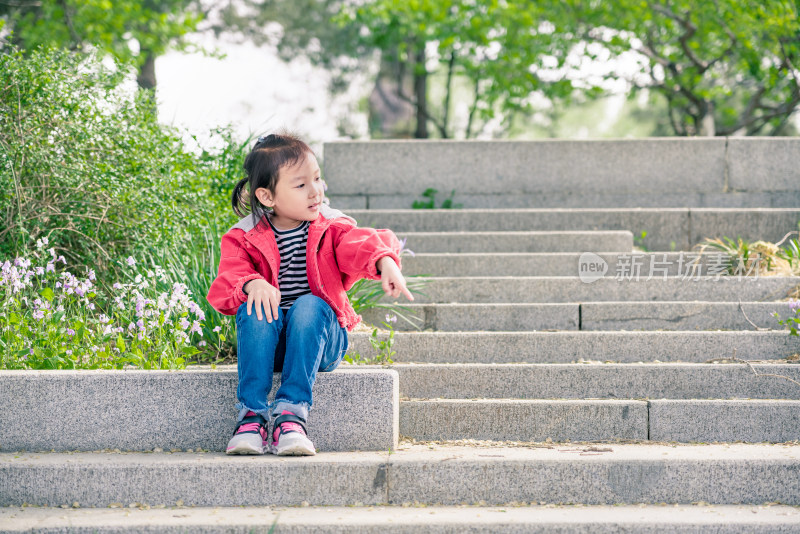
206, 132, 412, 456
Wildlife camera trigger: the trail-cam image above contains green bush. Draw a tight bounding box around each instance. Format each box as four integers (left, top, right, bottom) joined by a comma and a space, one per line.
0, 46, 220, 285
0, 237, 209, 369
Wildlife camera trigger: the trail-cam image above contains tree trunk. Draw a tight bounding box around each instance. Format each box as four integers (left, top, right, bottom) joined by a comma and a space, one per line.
367, 50, 415, 138
413, 46, 428, 139
698, 100, 715, 136
137, 52, 157, 90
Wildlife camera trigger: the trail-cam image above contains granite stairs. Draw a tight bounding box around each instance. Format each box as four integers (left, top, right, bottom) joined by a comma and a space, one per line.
2, 139, 800, 532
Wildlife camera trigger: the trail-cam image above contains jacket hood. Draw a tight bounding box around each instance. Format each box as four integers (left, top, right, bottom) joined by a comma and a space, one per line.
227, 202, 355, 234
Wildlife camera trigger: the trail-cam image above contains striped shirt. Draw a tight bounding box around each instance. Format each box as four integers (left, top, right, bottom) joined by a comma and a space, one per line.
268, 216, 312, 309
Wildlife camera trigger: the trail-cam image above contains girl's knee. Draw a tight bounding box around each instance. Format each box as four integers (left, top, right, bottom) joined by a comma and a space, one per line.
236, 302, 283, 333
289, 294, 334, 323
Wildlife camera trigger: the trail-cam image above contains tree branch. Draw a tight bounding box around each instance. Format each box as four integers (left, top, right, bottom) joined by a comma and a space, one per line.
394, 87, 447, 137
647, 1, 708, 72
59, 0, 82, 51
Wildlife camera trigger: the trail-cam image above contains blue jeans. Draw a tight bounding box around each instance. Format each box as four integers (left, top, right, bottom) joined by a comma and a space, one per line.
234, 294, 348, 423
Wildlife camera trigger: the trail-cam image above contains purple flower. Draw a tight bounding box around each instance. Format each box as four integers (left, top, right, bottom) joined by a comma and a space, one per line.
790, 299, 800, 314
385, 313, 398, 323
213, 326, 222, 333
398, 237, 415, 257
126, 256, 136, 267
67, 328, 75, 336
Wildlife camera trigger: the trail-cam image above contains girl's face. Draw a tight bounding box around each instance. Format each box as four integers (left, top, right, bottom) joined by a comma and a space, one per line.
256, 151, 325, 230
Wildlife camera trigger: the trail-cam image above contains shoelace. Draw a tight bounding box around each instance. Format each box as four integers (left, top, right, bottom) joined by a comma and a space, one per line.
280, 421, 304, 434
237, 422, 263, 434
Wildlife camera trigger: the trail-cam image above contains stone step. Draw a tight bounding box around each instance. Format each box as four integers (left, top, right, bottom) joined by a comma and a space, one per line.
347, 331, 800, 363
0, 369, 397, 453
324, 138, 800, 209
348, 208, 800, 252
361, 302, 797, 332
392, 276, 800, 304
7, 504, 799, 533
400, 399, 800, 442
3, 444, 799, 506
392, 363, 800, 400
402, 252, 739, 277
396, 231, 633, 253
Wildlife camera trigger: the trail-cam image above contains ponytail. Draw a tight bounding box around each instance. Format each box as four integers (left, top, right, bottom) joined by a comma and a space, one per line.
231, 177, 250, 219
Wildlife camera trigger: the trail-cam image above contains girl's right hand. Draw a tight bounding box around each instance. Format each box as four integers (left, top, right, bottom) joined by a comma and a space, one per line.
245, 279, 281, 322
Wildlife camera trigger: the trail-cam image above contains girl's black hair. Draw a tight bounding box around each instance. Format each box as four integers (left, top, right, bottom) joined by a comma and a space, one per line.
232, 131, 315, 232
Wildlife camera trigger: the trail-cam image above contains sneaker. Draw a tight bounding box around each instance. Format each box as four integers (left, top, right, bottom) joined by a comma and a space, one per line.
226, 411, 268, 455
270, 410, 315, 456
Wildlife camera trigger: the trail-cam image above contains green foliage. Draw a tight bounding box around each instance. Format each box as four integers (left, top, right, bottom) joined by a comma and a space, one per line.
338, 1, 580, 138
774, 301, 800, 337
346, 277, 426, 330
344, 317, 397, 365
694, 230, 800, 276
412, 188, 462, 209
0, 0, 206, 72
231, 0, 800, 138
0, 47, 220, 287
0, 239, 207, 370
633, 230, 649, 253
560, 0, 800, 135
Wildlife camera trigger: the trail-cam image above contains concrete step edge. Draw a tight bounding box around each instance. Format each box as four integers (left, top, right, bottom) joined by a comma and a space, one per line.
399, 400, 800, 443
3, 444, 799, 506
3, 504, 799, 533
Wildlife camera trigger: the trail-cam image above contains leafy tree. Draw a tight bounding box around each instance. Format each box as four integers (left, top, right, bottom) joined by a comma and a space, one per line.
563, 0, 800, 135
338, 1, 587, 138
0, 0, 205, 90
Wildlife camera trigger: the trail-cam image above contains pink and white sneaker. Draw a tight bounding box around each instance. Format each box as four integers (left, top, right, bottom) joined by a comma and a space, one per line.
270, 410, 315, 456
226, 411, 268, 455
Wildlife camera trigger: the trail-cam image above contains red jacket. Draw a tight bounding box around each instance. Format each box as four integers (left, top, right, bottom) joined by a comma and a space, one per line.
206, 204, 402, 331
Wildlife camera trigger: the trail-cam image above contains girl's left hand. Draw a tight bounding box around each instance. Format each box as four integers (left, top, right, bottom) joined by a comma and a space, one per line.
377, 257, 414, 301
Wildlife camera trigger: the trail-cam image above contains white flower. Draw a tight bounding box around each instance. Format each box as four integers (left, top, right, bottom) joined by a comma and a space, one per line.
127, 256, 136, 267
